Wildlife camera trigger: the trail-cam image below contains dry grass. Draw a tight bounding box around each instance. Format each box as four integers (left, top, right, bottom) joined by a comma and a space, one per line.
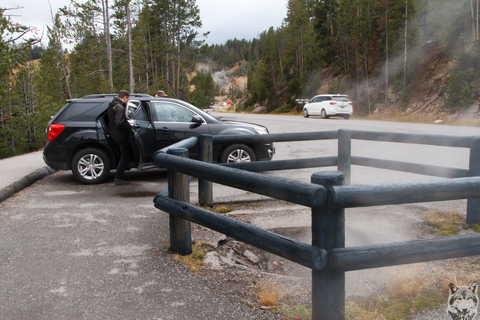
345, 300, 383, 320
385, 265, 426, 298
257, 280, 281, 307
196, 204, 232, 214
174, 242, 209, 273
437, 260, 480, 293
213, 205, 232, 214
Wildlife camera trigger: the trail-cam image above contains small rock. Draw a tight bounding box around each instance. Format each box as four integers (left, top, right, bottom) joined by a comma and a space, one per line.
260, 306, 271, 310
203, 252, 222, 270
434, 120, 443, 124
244, 250, 259, 264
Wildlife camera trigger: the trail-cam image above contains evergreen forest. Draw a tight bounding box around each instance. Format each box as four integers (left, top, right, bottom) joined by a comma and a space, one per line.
1, 0, 479, 158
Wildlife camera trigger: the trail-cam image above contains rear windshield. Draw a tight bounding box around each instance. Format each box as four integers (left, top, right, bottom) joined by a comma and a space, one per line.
332, 96, 350, 102
56, 102, 107, 122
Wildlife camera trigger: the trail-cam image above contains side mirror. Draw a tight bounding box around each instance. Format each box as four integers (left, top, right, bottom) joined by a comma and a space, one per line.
192, 115, 203, 124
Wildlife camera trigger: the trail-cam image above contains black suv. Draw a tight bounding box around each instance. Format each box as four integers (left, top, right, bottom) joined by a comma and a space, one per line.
43, 94, 274, 184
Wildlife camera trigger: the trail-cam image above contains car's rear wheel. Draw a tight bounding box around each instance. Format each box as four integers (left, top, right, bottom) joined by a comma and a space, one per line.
220, 144, 256, 163
321, 109, 329, 119
343, 115, 350, 119
71, 148, 110, 184
303, 108, 309, 118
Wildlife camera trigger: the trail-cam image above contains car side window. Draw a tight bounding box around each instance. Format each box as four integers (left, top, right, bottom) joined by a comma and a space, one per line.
153, 102, 196, 122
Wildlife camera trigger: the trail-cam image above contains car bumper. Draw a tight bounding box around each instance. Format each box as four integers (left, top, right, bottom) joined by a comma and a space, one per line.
258, 143, 275, 161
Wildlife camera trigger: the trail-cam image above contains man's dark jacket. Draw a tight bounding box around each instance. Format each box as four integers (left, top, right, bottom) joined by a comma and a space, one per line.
107, 97, 132, 142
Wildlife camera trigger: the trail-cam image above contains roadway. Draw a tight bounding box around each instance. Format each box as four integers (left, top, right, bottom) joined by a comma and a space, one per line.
1, 114, 479, 318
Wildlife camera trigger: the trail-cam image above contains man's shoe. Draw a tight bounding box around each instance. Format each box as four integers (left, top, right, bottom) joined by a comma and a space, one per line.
114, 179, 130, 185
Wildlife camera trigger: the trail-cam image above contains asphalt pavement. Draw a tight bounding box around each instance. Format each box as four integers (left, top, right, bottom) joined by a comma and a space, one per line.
0, 152, 277, 320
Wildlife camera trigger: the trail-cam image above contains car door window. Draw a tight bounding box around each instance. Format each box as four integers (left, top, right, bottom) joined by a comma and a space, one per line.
153, 102, 196, 122
133, 105, 148, 121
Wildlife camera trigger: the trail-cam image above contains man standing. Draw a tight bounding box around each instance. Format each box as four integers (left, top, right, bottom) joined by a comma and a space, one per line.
107, 90, 132, 185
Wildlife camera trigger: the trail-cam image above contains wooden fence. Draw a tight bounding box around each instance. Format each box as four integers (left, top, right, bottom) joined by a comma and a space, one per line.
153, 129, 480, 319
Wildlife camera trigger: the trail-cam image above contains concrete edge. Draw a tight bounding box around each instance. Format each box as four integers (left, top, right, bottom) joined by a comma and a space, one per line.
0, 166, 57, 203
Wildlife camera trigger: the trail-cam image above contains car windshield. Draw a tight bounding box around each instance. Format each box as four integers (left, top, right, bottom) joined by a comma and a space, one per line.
332, 96, 350, 102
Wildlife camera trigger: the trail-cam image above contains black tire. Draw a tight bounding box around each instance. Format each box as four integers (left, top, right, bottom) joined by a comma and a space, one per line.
220, 144, 256, 163
71, 148, 110, 184
303, 108, 309, 118
321, 109, 329, 119
343, 115, 350, 120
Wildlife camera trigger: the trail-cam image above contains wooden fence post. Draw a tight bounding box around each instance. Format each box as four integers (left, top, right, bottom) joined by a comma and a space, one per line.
338, 129, 351, 185
311, 171, 345, 320
467, 137, 480, 224
167, 148, 192, 255
198, 134, 213, 207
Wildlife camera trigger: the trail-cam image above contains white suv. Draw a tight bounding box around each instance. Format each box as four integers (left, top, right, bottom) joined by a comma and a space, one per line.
303, 94, 353, 119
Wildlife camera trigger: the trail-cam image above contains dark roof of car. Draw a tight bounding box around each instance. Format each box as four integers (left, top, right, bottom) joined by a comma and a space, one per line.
81, 93, 153, 99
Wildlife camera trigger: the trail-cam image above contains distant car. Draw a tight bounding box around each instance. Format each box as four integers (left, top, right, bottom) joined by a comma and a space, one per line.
302, 94, 353, 119
43, 94, 274, 184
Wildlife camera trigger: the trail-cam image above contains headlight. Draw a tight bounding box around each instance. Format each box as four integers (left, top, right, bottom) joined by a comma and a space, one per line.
254, 126, 268, 134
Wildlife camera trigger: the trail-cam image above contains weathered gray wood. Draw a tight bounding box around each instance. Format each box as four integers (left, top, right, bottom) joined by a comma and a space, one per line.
153, 195, 328, 270
155, 152, 327, 208
311, 171, 345, 320
198, 135, 213, 207
467, 137, 480, 224
337, 129, 351, 185
351, 130, 472, 148
331, 176, 480, 208
167, 148, 192, 255
330, 234, 480, 272
351, 156, 470, 178
212, 131, 338, 144
222, 157, 338, 172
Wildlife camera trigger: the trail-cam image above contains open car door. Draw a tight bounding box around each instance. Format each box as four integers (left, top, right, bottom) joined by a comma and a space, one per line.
126, 100, 157, 170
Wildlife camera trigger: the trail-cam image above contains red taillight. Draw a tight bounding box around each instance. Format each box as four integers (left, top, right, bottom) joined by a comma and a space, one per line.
48, 124, 65, 141
349, 102, 353, 105
330, 101, 337, 105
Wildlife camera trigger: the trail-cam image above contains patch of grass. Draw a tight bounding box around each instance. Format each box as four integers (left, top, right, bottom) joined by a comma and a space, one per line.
196, 204, 233, 214
174, 242, 209, 273
213, 205, 232, 214
257, 280, 280, 307
424, 210, 465, 236
345, 300, 383, 319
423, 209, 480, 236
271, 305, 311, 320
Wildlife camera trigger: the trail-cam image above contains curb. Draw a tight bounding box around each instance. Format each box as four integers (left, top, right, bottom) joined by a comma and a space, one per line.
0, 166, 57, 203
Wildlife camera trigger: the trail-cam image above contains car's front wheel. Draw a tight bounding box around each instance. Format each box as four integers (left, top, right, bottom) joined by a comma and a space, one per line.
220, 144, 256, 163
321, 109, 329, 119
71, 148, 110, 184
303, 108, 309, 118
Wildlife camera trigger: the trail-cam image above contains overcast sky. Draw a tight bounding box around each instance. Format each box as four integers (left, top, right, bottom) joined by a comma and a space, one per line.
6, 0, 288, 46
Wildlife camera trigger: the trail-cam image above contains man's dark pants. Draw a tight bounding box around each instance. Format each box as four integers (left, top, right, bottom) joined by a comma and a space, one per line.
115, 141, 131, 181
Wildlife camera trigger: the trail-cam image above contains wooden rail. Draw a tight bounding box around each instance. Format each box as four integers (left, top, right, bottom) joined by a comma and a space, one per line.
153, 129, 480, 320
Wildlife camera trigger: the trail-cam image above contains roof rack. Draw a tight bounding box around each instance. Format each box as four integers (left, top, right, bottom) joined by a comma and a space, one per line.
81, 93, 153, 99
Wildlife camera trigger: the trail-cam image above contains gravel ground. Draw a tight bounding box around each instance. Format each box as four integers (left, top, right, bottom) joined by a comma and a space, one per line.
192, 199, 480, 320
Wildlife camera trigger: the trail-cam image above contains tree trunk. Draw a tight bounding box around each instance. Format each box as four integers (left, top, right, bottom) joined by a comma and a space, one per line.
177, 31, 181, 98
365, 48, 371, 114
127, 1, 134, 93
102, 0, 113, 90
385, 5, 389, 108
403, 0, 408, 92
472, 0, 476, 41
